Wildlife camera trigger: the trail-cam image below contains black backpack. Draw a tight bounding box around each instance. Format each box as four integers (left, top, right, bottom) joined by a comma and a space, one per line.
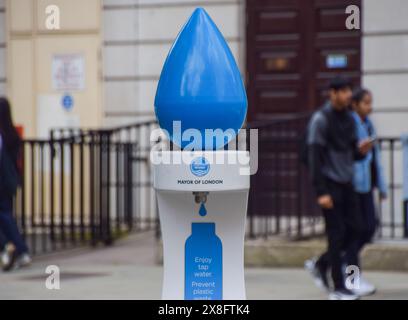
0, 146, 21, 196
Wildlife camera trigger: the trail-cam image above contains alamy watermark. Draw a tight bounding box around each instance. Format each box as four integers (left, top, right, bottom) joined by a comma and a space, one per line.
345, 5, 360, 30
150, 121, 259, 176
45, 265, 61, 290
45, 5, 60, 30
345, 265, 361, 290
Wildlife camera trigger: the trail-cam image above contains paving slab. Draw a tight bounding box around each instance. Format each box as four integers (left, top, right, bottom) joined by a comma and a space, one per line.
0, 232, 407, 300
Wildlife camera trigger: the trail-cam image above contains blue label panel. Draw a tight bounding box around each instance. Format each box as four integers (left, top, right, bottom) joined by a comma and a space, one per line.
185, 223, 222, 300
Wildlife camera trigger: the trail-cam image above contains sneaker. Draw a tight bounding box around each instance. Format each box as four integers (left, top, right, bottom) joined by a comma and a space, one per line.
2, 249, 17, 272
329, 288, 360, 300
304, 258, 330, 292
349, 276, 376, 297
0, 250, 11, 267
15, 253, 32, 269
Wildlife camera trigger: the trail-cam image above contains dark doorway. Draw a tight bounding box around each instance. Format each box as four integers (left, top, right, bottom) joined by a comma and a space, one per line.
246, 0, 362, 120
245, 0, 362, 237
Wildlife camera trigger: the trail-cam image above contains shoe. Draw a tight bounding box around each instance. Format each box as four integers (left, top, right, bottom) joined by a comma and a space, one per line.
15, 253, 32, 269
304, 258, 330, 292
349, 276, 376, 297
0, 250, 11, 267
2, 248, 17, 272
329, 288, 360, 300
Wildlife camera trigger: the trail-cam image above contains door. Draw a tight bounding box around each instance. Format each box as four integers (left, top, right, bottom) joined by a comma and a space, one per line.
246, 0, 362, 120
246, 0, 362, 235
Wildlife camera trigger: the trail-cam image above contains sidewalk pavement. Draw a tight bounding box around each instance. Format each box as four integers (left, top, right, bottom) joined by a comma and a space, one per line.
0, 232, 407, 300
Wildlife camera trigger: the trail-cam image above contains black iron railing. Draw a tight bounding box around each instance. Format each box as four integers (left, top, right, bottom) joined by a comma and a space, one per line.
247, 114, 406, 240
14, 116, 406, 256
376, 137, 404, 239
246, 113, 321, 239
14, 121, 158, 255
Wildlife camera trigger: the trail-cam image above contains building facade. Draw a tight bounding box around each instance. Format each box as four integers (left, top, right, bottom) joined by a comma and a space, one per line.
0, 0, 407, 138
0, 0, 5, 96
102, 0, 245, 127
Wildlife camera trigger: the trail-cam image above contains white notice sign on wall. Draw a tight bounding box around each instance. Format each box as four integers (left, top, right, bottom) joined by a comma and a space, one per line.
52, 53, 85, 91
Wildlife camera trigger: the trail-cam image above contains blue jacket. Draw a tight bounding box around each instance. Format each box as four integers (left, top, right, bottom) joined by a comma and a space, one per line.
352, 112, 387, 195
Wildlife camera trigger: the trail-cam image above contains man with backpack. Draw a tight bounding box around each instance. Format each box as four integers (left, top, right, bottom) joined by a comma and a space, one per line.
304, 76, 373, 300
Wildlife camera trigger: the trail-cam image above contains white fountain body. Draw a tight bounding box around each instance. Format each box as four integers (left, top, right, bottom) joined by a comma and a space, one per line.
153, 150, 250, 300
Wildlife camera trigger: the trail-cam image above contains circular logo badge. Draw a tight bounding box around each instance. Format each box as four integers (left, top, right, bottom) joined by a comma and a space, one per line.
190, 157, 210, 177
61, 94, 74, 111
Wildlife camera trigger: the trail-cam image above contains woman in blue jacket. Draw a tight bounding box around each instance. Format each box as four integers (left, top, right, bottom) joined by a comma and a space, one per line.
351, 88, 387, 293
352, 89, 387, 238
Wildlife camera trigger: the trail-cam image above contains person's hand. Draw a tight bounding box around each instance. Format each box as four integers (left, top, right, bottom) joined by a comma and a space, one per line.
317, 194, 334, 209
358, 139, 374, 155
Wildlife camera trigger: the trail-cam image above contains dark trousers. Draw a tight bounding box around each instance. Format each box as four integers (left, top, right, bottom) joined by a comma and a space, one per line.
0, 194, 28, 255
316, 179, 363, 290
0, 230, 6, 251
356, 191, 377, 253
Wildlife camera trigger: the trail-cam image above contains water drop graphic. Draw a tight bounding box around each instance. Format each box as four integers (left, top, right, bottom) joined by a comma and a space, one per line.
199, 203, 207, 217
154, 8, 247, 150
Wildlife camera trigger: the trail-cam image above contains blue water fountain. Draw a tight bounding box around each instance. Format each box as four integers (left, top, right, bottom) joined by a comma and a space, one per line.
152, 8, 250, 300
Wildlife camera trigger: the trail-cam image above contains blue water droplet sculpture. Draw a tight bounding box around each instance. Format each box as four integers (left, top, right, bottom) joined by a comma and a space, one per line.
154, 8, 247, 150
199, 203, 207, 217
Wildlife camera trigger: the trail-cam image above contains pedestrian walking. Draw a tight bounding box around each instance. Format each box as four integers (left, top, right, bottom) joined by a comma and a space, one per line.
303, 76, 373, 300
348, 88, 388, 295
0, 97, 31, 271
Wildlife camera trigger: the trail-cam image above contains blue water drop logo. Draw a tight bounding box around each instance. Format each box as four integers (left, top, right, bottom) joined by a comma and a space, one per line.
154, 8, 247, 150
199, 203, 207, 217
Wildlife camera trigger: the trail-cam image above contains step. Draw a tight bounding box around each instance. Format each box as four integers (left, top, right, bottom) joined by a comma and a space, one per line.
245, 238, 408, 272
156, 238, 408, 272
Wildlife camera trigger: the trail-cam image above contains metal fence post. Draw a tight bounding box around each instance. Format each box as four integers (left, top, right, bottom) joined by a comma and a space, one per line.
404, 200, 408, 238
402, 134, 408, 238
99, 130, 113, 245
